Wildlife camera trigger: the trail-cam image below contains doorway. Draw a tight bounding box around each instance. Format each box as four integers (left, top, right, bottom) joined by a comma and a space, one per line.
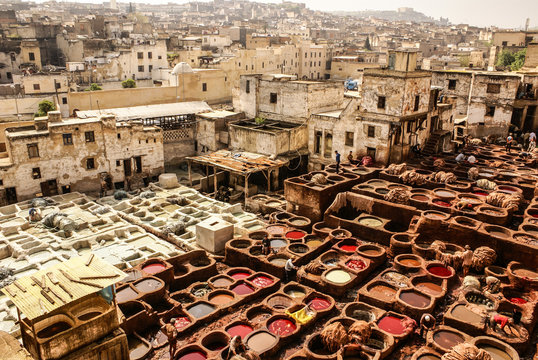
5, 187, 17, 204
40, 180, 59, 196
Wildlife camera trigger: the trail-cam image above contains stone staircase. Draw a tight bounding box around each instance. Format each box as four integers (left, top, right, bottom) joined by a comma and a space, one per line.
422, 131, 448, 156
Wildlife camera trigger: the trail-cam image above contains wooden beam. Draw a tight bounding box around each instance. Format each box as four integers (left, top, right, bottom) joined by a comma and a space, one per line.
213, 166, 218, 197
244, 174, 249, 206
188, 160, 192, 186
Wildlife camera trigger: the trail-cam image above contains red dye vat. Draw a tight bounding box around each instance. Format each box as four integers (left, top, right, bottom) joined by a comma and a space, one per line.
474, 191, 488, 197
251, 276, 274, 288
308, 297, 331, 311
428, 265, 452, 277
232, 283, 255, 295
509, 297, 527, 305
227, 324, 253, 339
286, 231, 305, 239
142, 263, 166, 274
378, 316, 406, 335
178, 351, 207, 360
230, 271, 251, 280
174, 317, 191, 330
268, 318, 297, 336
532, 214, 538, 219
346, 259, 366, 270
433, 200, 451, 207
340, 244, 358, 252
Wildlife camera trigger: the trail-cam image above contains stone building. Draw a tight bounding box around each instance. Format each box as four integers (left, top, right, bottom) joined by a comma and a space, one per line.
432, 70, 520, 137
0, 111, 163, 205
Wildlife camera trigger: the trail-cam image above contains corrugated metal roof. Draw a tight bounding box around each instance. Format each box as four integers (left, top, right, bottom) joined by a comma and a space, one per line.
187, 149, 286, 175
76, 101, 212, 121
1, 254, 126, 321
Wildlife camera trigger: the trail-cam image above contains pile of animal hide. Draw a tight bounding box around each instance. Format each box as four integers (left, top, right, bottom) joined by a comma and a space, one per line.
485, 191, 522, 211
312, 173, 328, 185
386, 163, 407, 175
401, 170, 428, 186
320, 322, 349, 353
429, 171, 457, 184
348, 321, 372, 344
467, 167, 479, 180
384, 189, 410, 205
476, 179, 496, 190
471, 246, 496, 272
433, 158, 446, 168
441, 343, 492, 360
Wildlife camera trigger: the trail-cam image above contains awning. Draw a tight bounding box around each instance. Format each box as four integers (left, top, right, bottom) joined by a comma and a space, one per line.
1, 254, 126, 321
186, 150, 287, 175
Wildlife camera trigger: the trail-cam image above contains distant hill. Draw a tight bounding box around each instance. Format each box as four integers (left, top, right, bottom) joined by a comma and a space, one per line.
330, 8, 447, 25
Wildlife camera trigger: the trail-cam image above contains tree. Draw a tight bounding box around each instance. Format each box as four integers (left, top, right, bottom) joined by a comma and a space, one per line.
511, 48, 526, 71
458, 55, 470, 67
496, 48, 527, 71
364, 37, 372, 51
122, 78, 137, 88
35, 100, 55, 117
86, 83, 102, 91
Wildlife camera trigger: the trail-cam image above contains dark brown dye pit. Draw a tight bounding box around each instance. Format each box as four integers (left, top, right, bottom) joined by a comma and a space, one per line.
78, 311, 101, 321
433, 330, 464, 350
37, 321, 71, 338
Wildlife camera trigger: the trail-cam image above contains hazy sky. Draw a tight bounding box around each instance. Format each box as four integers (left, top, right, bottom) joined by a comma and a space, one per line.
49, 0, 537, 28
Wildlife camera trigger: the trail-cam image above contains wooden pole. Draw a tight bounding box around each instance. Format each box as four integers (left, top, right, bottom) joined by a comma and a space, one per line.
213, 166, 218, 197
267, 169, 271, 192
188, 160, 192, 186
244, 174, 249, 206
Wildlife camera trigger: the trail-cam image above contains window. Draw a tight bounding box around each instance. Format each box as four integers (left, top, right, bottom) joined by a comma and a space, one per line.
86, 158, 95, 170
117, 133, 121, 139
246, 80, 250, 93
33, 84, 40, 90
61, 185, 71, 194
486, 106, 496, 117
202, 83, 207, 92
367, 126, 375, 138
62, 97, 68, 104
148, 65, 153, 72
138, 65, 144, 72
29, 52, 35, 61
116, 160, 121, 166
314, 131, 322, 154
0, 179, 3, 186
158, 55, 162, 60
7, 72, 11, 79
137, 52, 143, 59
366, 147, 376, 159
487, 83, 501, 94
414, 95, 420, 111
32, 167, 41, 179
27, 143, 39, 158
134, 156, 142, 173
448, 79, 457, 90
147, 52, 152, 59
63, 133, 73, 145
55, 82, 61, 89
345, 131, 354, 146
377, 96, 386, 109
262, 62, 264, 69
324, 133, 333, 158
270, 93, 277, 103
85, 131, 95, 142
502, 41, 508, 46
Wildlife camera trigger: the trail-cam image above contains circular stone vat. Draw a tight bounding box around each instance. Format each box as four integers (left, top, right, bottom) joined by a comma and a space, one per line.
116, 286, 139, 303
288, 216, 310, 227
231, 283, 255, 296
246, 330, 278, 354
325, 269, 352, 284
307, 296, 332, 311
399, 290, 431, 308
141, 261, 167, 275
344, 303, 376, 322
288, 243, 309, 254
266, 224, 288, 236
395, 254, 423, 270
191, 283, 212, 298
382, 271, 410, 288
37, 317, 73, 338
285, 230, 307, 240
433, 330, 465, 351
177, 349, 207, 360
268, 254, 289, 267
228, 270, 252, 280
269, 238, 288, 249
367, 282, 397, 302
423, 211, 450, 221
246, 307, 273, 324
305, 235, 324, 248
427, 264, 453, 279
201, 331, 229, 352
171, 293, 196, 305
450, 305, 484, 324
190, 257, 210, 267
346, 258, 367, 271
433, 189, 456, 200
473, 336, 519, 360
412, 277, 444, 297
330, 228, 352, 239
250, 275, 275, 288
226, 323, 254, 339
306, 333, 337, 357
320, 251, 342, 267
267, 316, 297, 337
457, 194, 482, 205
512, 233, 538, 245
378, 315, 407, 335
210, 275, 234, 288
208, 291, 235, 306
338, 239, 359, 252
266, 294, 293, 310
284, 284, 306, 299
357, 244, 384, 258
187, 302, 216, 319
229, 239, 252, 249
465, 292, 494, 308
358, 216, 383, 227
484, 225, 511, 239
248, 230, 269, 240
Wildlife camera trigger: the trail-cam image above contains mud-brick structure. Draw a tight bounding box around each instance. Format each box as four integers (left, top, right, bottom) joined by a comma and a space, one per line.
1, 255, 128, 360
